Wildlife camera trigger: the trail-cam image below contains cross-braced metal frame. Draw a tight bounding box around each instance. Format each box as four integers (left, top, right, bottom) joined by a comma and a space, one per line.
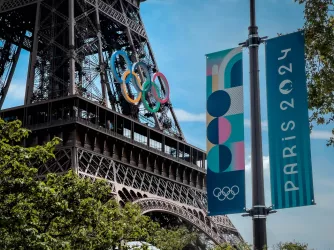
0, 0, 244, 245
0, 0, 184, 140
40, 145, 242, 245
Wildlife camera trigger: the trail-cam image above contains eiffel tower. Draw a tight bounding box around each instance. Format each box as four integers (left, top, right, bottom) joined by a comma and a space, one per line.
0, 0, 243, 245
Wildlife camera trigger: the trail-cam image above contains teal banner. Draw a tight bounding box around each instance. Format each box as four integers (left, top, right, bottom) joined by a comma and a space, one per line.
206, 47, 245, 215
265, 31, 315, 209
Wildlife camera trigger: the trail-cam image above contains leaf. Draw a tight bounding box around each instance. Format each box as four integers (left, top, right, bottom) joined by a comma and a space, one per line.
295, 0, 334, 146
0, 118, 194, 250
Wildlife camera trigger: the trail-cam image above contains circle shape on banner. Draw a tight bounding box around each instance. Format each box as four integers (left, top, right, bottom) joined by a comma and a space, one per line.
111, 50, 132, 84
121, 70, 142, 104
207, 145, 232, 173
207, 117, 231, 145
207, 90, 231, 117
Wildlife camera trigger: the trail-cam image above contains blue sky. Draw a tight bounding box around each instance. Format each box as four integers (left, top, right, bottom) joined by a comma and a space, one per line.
3, 0, 333, 249
140, 0, 334, 249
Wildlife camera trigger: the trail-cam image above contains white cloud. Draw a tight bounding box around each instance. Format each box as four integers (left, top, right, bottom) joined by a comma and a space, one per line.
174, 111, 332, 142
244, 120, 332, 140
245, 155, 270, 172
310, 130, 333, 140
174, 109, 206, 122
244, 119, 268, 130
174, 110, 271, 128
7, 81, 26, 100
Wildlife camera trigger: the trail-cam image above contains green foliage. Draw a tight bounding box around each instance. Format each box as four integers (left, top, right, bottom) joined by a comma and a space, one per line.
183, 232, 214, 250
0, 118, 194, 250
211, 242, 251, 250
151, 227, 197, 250
211, 242, 310, 250
295, 0, 334, 146
211, 243, 236, 250
276, 241, 309, 250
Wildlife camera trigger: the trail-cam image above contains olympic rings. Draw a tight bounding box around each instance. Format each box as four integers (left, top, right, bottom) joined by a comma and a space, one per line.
121, 70, 142, 103
111, 50, 132, 84
152, 72, 169, 104
110, 50, 170, 113
142, 80, 161, 113
133, 61, 151, 90
213, 185, 240, 201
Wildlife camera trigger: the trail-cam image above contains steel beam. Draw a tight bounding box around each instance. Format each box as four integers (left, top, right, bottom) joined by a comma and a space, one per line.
24, 0, 41, 105
0, 0, 39, 13
0, 40, 23, 109
85, 0, 147, 39
95, 0, 108, 107
69, 0, 76, 95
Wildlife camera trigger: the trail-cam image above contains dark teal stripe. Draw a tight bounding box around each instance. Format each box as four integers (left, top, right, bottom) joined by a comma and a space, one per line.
297, 137, 304, 206
206, 76, 212, 98
291, 170, 296, 207
277, 138, 284, 209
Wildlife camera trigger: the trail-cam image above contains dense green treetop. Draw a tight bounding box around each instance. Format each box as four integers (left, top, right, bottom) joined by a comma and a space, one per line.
0, 118, 194, 250
295, 0, 334, 145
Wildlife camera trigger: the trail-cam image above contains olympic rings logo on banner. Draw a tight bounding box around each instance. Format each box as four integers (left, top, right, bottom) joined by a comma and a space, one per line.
110, 50, 170, 113
213, 186, 240, 201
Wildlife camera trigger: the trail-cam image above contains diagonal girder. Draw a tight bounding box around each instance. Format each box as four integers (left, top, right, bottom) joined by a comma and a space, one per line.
134, 197, 242, 245
0, 0, 39, 13
0, 39, 23, 110
85, 0, 147, 38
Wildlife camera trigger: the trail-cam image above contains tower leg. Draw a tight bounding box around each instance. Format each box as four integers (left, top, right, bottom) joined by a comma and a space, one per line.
25, 0, 41, 105
0, 40, 22, 109
68, 0, 76, 95
95, 0, 108, 107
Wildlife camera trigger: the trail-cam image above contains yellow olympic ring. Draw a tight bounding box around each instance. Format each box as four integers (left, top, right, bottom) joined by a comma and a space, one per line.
121, 70, 142, 104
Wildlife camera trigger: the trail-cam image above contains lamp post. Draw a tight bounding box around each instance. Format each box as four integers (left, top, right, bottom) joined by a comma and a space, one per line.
248, 0, 267, 246
240, 0, 272, 249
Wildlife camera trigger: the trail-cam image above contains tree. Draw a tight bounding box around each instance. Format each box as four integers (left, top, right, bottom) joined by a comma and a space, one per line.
295, 0, 334, 146
183, 232, 214, 250
276, 241, 309, 250
210, 242, 251, 250
211, 243, 236, 250
151, 227, 197, 250
0, 118, 61, 249
0, 118, 194, 250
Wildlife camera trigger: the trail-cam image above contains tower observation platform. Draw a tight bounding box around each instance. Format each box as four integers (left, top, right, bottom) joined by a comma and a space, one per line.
0, 0, 243, 245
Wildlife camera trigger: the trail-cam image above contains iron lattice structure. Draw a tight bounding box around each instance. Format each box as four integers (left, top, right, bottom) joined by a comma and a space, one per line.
0, 0, 243, 245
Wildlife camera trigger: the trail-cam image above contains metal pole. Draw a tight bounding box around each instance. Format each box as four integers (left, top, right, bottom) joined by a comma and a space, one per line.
95, 0, 108, 107
69, 0, 76, 95
0, 38, 23, 109
248, 0, 267, 249
25, 0, 41, 105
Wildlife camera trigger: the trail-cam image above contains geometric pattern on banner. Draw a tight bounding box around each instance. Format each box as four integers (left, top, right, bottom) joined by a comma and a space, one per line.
224, 86, 244, 116
206, 47, 245, 216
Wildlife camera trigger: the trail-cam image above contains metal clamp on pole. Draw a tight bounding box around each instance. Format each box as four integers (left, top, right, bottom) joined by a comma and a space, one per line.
248, 34, 260, 47
242, 206, 277, 218
238, 35, 268, 48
